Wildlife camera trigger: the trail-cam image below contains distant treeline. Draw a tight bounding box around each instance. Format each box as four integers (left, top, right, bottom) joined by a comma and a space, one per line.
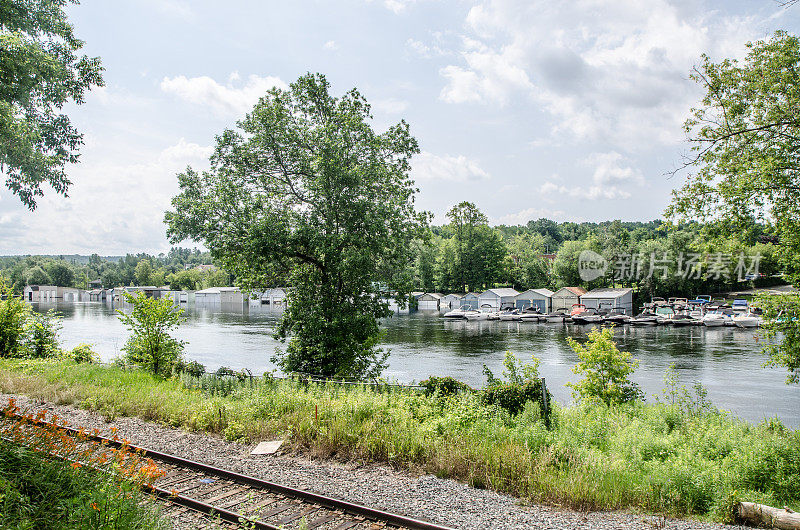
0, 247, 233, 293
0, 211, 785, 300
409, 203, 783, 299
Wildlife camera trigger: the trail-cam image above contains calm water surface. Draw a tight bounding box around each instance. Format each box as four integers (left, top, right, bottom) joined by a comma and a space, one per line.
35, 302, 799, 427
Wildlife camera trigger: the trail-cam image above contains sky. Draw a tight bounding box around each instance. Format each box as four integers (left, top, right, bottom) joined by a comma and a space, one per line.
2, 0, 799, 255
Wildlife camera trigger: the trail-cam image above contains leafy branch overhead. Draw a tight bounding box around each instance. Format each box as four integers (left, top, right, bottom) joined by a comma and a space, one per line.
0, 0, 104, 209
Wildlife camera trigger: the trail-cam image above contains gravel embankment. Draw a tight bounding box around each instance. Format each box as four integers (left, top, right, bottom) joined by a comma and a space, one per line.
1, 393, 745, 530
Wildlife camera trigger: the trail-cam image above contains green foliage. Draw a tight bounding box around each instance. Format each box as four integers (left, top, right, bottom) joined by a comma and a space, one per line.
669, 31, 800, 284
0, 440, 167, 529
758, 291, 800, 384
419, 376, 473, 396
70, 343, 99, 364
174, 358, 206, 377
481, 351, 550, 418
117, 292, 185, 377
0, 277, 30, 357
2, 359, 799, 521
567, 326, 643, 406
21, 309, 61, 359
45, 261, 74, 287
24, 266, 51, 286
0, 0, 104, 209
165, 73, 428, 380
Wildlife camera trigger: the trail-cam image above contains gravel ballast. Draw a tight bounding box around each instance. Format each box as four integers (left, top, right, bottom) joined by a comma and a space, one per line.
1, 392, 745, 530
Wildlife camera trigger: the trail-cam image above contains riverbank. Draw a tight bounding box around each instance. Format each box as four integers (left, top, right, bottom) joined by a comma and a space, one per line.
0, 359, 798, 525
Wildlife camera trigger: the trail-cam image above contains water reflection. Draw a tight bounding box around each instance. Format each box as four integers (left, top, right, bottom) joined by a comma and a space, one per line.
30, 301, 799, 427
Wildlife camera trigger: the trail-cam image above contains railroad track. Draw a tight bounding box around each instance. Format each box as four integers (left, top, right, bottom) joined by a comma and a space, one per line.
2, 409, 454, 530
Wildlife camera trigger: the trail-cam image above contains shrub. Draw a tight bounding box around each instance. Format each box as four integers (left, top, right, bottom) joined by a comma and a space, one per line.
117, 292, 185, 377
175, 359, 206, 377
567, 326, 643, 406
419, 376, 473, 396
0, 276, 30, 357
70, 343, 99, 364
22, 310, 62, 359
481, 352, 550, 420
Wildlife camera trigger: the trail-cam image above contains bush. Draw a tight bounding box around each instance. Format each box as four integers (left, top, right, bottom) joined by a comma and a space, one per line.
174, 359, 206, 377
419, 376, 473, 396
481, 352, 551, 420
567, 326, 643, 406
70, 344, 99, 364
22, 310, 61, 359
0, 277, 30, 357
117, 292, 185, 377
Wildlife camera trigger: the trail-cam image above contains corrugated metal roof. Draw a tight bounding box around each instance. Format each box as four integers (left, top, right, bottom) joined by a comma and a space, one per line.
480, 288, 520, 297
581, 288, 633, 298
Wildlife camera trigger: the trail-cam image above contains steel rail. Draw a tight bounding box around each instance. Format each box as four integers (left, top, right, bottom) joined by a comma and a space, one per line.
3, 410, 454, 530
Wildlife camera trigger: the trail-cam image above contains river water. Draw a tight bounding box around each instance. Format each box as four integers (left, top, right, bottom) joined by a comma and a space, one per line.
33, 302, 799, 427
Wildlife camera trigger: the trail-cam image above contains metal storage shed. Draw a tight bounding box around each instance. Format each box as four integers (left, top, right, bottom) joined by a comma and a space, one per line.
515, 289, 554, 312
417, 293, 443, 310
460, 292, 480, 310
478, 288, 520, 310
551, 287, 587, 312
441, 293, 465, 309
581, 288, 634, 314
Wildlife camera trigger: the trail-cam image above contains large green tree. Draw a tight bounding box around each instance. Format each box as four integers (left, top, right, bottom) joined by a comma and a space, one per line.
669, 31, 800, 382
166, 73, 427, 379
1, 0, 103, 208
444, 201, 506, 291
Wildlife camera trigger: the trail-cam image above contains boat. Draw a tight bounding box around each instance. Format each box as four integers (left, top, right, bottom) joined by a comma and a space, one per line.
464, 308, 492, 321
499, 308, 521, 321
669, 312, 699, 327
604, 307, 631, 324
702, 310, 732, 327
519, 307, 543, 322
630, 311, 658, 326
654, 306, 675, 324
733, 312, 761, 328
572, 308, 604, 324
544, 310, 569, 323
443, 306, 468, 319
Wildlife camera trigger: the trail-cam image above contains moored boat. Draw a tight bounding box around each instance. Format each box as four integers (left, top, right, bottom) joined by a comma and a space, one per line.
630, 311, 658, 326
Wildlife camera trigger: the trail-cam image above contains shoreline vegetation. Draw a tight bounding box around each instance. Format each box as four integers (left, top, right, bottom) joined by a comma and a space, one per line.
1, 358, 797, 524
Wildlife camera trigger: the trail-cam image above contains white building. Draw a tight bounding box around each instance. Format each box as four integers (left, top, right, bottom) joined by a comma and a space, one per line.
478, 288, 520, 310
581, 288, 634, 314
195, 287, 246, 309
417, 293, 443, 310
441, 293, 465, 309
515, 289, 554, 313
551, 287, 587, 312
460, 292, 480, 310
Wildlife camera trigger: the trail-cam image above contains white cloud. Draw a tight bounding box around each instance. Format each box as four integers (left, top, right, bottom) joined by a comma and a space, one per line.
158, 138, 213, 166
372, 98, 410, 115
584, 151, 644, 186
412, 151, 490, 182
382, 0, 416, 14
439, 0, 760, 146
151, 0, 195, 19
323, 40, 338, 51
0, 138, 213, 254
493, 207, 566, 226
160, 74, 287, 117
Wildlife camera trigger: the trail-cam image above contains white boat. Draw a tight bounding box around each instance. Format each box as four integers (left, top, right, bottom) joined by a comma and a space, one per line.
655, 306, 675, 325
544, 311, 568, 323
499, 309, 521, 321
702, 310, 731, 327
630, 312, 658, 326
443, 307, 468, 319
519, 312, 541, 322
464, 309, 488, 321
733, 312, 761, 328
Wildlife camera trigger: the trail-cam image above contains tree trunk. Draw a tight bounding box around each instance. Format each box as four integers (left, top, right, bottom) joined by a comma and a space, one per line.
738, 502, 800, 529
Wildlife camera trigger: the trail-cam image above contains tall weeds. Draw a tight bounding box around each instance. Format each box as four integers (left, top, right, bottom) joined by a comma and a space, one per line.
0, 359, 798, 522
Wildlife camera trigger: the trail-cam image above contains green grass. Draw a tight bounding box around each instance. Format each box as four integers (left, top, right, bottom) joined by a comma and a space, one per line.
0, 358, 798, 522
0, 438, 168, 529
